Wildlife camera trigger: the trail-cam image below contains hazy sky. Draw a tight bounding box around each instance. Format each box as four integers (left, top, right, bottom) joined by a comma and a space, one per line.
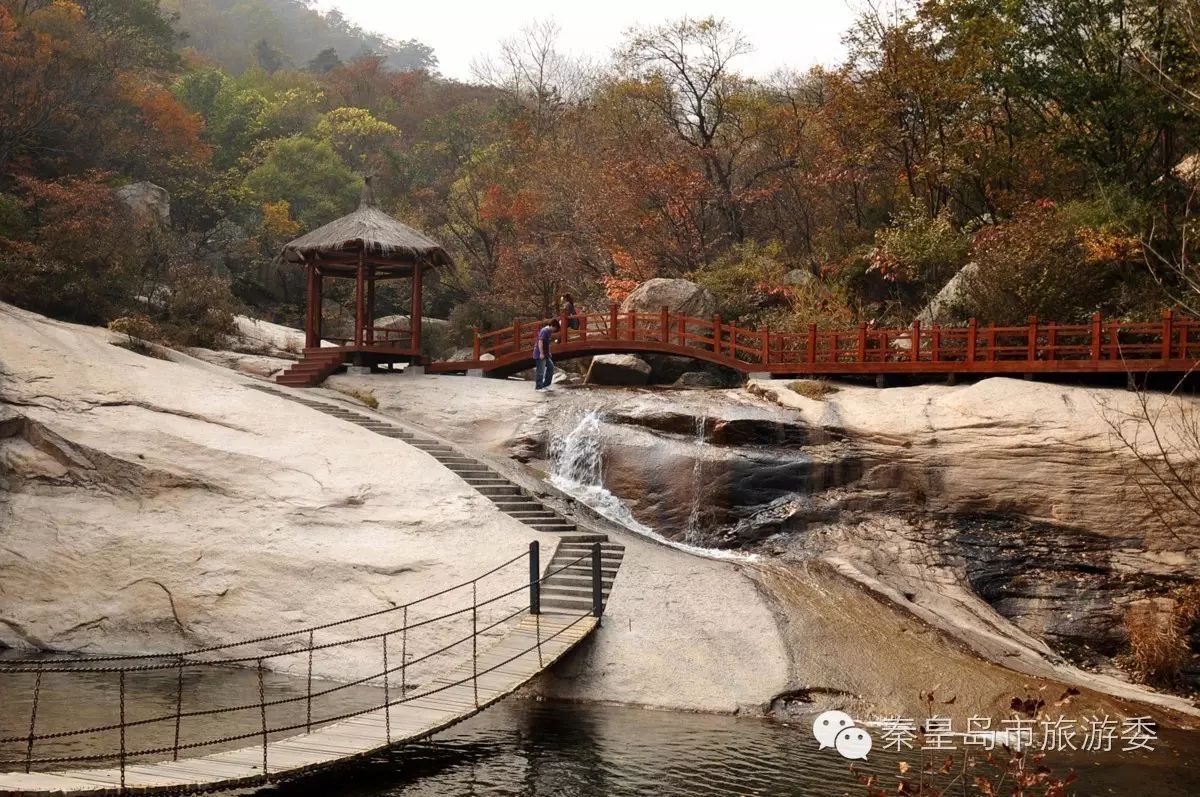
312, 1, 862, 81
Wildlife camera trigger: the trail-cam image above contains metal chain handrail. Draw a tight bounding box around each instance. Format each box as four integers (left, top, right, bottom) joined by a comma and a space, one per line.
0, 542, 604, 777
0, 550, 533, 667
1, 608, 596, 770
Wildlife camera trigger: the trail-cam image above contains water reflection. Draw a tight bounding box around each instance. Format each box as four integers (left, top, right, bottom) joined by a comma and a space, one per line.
2, 661, 1198, 796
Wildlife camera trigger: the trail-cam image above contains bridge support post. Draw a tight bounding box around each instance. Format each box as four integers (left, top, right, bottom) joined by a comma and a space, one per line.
591, 542, 605, 621
529, 541, 540, 615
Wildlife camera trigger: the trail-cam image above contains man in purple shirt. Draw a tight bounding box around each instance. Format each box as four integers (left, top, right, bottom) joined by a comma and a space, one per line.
533, 319, 560, 390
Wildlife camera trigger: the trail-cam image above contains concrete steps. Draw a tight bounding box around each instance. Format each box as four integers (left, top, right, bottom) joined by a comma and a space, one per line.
246, 383, 625, 616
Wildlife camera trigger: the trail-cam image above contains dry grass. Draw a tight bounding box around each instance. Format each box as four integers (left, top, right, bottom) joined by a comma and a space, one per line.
788, 379, 838, 400
1123, 584, 1200, 687
332, 386, 379, 409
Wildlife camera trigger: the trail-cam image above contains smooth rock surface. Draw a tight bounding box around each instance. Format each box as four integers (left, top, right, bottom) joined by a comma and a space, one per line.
115, 181, 170, 226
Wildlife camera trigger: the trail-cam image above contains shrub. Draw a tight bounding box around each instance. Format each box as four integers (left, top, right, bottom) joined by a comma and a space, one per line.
868, 199, 970, 295
1124, 584, 1200, 687
691, 240, 790, 323
953, 200, 1136, 324
788, 379, 838, 400
158, 263, 238, 348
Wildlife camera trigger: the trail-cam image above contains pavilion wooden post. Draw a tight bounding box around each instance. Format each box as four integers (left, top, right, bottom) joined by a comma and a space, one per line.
354, 251, 366, 347
366, 266, 376, 346
411, 264, 423, 355
304, 262, 318, 349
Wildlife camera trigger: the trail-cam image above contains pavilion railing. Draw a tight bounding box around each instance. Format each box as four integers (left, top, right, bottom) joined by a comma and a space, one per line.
464, 307, 1200, 372
0, 541, 607, 787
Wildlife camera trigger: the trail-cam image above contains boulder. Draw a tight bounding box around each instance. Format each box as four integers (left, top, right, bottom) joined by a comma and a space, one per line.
619, 279, 717, 383
585, 354, 652, 386
918, 261, 980, 324
673, 371, 725, 389
115, 182, 170, 227
619, 278, 717, 318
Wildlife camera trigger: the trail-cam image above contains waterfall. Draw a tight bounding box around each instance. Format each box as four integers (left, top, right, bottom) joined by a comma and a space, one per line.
548, 410, 756, 562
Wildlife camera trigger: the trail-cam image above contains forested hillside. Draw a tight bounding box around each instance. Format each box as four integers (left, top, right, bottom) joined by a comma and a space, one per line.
163, 0, 435, 74
1, 1, 1199, 352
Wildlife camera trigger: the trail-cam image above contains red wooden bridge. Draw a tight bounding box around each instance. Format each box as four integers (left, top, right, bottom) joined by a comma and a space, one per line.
426, 307, 1200, 379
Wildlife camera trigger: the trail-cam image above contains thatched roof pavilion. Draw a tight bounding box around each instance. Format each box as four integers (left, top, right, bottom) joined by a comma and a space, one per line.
280, 178, 451, 374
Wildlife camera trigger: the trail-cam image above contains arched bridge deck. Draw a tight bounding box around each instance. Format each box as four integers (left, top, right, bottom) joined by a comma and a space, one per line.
0, 542, 612, 796
426, 307, 1200, 378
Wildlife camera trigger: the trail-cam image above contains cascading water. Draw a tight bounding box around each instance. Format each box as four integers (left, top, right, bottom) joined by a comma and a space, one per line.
548, 410, 653, 534
548, 410, 754, 561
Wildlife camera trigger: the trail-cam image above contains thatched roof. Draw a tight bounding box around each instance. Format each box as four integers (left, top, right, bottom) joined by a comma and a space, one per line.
281, 178, 452, 268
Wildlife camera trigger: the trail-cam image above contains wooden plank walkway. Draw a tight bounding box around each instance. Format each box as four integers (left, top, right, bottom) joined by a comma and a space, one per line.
0, 613, 596, 797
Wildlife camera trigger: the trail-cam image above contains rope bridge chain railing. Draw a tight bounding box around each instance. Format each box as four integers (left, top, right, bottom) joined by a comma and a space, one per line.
0, 541, 608, 788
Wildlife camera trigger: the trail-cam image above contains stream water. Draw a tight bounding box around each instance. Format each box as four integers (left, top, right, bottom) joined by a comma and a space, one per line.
2, 664, 1198, 796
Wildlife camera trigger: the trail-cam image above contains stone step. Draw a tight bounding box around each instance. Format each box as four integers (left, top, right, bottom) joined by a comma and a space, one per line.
544, 574, 616, 590
461, 479, 512, 487
540, 596, 599, 611
556, 545, 624, 557
555, 533, 609, 544
504, 511, 560, 520
548, 563, 620, 578
475, 485, 523, 497
528, 524, 577, 532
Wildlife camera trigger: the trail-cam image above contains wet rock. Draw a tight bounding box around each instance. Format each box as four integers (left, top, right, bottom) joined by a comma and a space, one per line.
674, 371, 726, 389
585, 354, 651, 386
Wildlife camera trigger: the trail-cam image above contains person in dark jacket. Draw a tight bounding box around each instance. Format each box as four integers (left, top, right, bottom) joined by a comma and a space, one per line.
561, 293, 580, 330
534, 319, 560, 390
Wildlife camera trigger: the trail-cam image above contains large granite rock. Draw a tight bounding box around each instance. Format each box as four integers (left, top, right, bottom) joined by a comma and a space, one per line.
115, 181, 170, 227
619, 278, 717, 318
918, 261, 980, 324
585, 354, 651, 386
0, 302, 540, 688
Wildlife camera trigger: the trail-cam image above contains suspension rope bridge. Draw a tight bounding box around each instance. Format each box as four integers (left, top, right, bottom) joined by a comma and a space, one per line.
0, 540, 614, 796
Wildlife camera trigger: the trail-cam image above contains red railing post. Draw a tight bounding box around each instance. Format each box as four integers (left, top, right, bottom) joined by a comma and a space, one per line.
1108, 322, 1120, 360
807, 324, 817, 364
1027, 315, 1038, 362
966, 318, 978, 364
513, 320, 522, 355
712, 314, 722, 356
986, 323, 996, 362
911, 319, 921, 363
931, 325, 941, 362
626, 310, 636, 341
609, 304, 618, 339
761, 329, 770, 365
1090, 313, 1103, 360
472, 327, 481, 360
1047, 322, 1057, 360
661, 305, 670, 344
1162, 309, 1174, 361
856, 324, 867, 363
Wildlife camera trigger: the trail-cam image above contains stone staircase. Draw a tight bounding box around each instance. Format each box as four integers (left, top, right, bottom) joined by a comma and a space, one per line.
247, 384, 624, 612
276, 348, 347, 388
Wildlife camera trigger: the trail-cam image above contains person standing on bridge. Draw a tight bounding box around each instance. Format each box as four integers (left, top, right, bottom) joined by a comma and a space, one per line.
561, 293, 580, 330
534, 318, 560, 390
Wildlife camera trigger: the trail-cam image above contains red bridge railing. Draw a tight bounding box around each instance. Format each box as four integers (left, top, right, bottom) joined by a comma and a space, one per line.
443, 307, 1200, 376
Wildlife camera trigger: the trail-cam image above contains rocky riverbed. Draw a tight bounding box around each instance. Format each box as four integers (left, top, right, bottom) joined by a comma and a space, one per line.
3, 302, 1198, 726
